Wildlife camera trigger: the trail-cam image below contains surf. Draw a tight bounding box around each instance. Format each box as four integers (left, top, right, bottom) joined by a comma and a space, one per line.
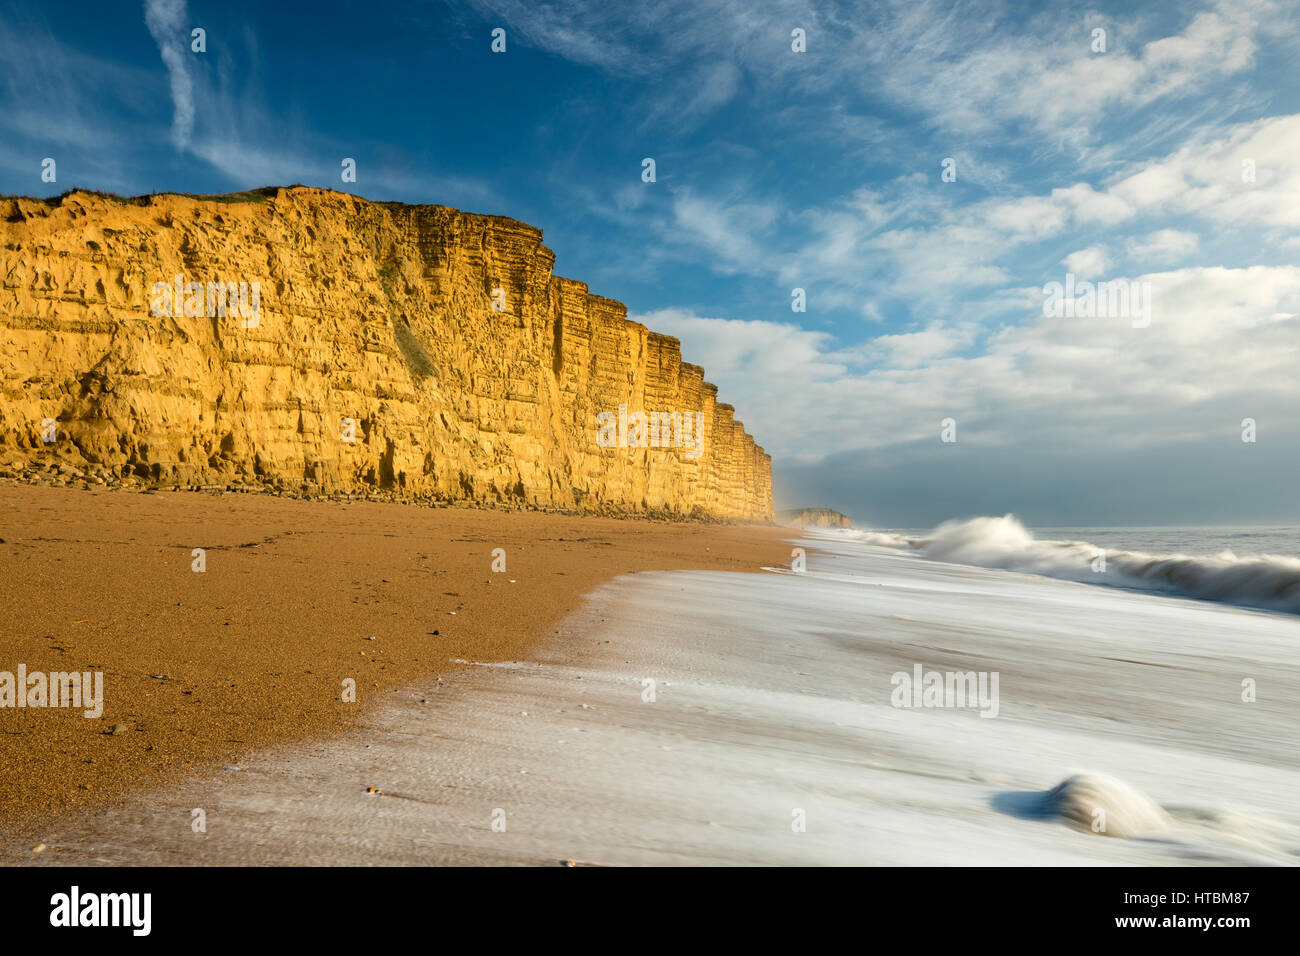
835, 515, 1300, 615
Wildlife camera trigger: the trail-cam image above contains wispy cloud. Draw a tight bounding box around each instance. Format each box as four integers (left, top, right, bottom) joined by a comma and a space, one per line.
143, 0, 195, 149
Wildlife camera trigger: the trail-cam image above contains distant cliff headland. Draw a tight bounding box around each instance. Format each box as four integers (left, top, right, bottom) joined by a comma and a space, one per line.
776, 508, 852, 529
0, 187, 772, 520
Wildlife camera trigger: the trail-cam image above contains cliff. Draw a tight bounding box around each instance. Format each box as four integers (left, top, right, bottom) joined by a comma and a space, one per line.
775, 508, 852, 530
0, 187, 772, 520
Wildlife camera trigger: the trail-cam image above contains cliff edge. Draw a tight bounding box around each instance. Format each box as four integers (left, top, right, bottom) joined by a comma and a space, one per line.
0, 187, 772, 520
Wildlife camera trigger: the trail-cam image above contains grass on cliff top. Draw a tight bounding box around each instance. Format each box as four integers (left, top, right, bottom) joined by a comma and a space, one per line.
2, 185, 528, 227
2, 185, 294, 207
191, 187, 279, 204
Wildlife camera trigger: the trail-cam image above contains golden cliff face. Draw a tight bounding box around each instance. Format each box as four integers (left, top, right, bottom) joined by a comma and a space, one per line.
0, 187, 772, 520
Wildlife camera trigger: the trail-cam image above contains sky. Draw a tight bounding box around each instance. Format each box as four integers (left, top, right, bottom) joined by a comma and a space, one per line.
2, 0, 1299, 527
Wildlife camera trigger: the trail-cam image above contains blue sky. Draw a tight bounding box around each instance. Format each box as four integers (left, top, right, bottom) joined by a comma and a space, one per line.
4, 0, 1300, 526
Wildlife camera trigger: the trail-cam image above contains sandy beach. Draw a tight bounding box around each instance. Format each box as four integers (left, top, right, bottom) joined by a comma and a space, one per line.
7, 517, 1299, 866
0, 482, 787, 847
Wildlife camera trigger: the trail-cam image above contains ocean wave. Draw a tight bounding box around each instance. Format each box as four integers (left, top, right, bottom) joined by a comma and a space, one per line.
1044, 774, 1170, 838
838, 515, 1300, 615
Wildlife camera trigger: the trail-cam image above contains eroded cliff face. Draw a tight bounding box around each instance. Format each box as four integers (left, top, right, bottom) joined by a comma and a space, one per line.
0, 187, 772, 520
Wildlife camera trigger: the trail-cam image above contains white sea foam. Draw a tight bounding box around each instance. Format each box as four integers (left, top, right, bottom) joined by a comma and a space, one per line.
1044, 773, 1171, 838
834, 515, 1300, 614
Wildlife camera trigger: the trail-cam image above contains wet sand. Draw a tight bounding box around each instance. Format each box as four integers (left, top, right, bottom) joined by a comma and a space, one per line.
0, 481, 787, 843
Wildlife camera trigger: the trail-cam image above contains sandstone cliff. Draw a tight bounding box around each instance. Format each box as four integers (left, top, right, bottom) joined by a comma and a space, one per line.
0, 187, 771, 520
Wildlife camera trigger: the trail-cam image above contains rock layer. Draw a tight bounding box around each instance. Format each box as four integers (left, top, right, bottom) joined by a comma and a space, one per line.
0, 188, 772, 520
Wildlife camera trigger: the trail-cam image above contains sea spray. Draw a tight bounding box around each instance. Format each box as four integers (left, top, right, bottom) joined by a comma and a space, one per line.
1045, 773, 1170, 838
836, 516, 1300, 615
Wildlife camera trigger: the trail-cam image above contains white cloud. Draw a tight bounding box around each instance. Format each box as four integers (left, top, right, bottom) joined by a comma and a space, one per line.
1107, 113, 1300, 226
650, 111, 1300, 331
666, 189, 782, 275
982, 196, 1069, 241
1050, 184, 1135, 226
839, 0, 1279, 155
143, 0, 194, 149
634, 267, 1300, 463
867, 322, 976, 368
1127, 229, 1199, 263
465, 0, 1283, 162
1062, 245, 1112, 278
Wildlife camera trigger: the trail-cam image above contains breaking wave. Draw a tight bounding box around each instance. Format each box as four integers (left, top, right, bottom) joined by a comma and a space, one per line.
1045, 774, 1171, 838
839, 515, 1300, 615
